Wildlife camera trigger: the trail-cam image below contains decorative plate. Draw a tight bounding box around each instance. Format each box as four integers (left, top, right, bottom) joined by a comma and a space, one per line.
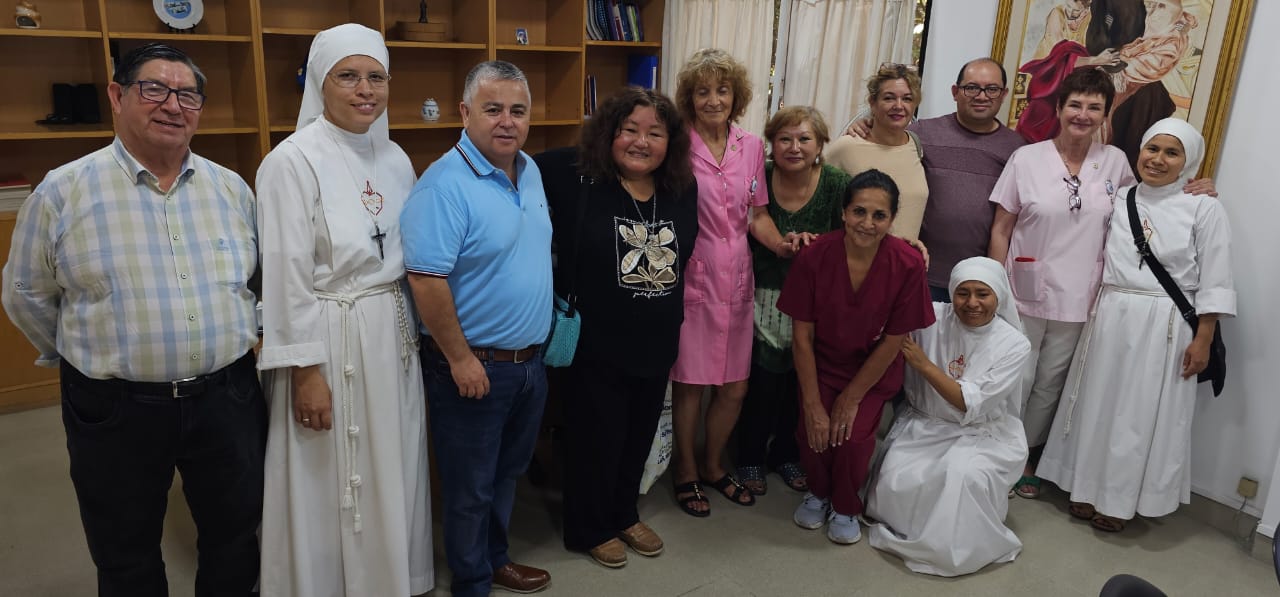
153, 0, 204, 30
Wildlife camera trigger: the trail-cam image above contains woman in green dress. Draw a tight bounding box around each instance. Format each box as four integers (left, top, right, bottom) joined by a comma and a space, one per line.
735, 106, 851, 495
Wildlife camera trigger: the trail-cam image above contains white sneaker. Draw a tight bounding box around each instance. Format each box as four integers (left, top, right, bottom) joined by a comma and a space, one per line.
827, 511, 862, 544
793, 492, 830, 530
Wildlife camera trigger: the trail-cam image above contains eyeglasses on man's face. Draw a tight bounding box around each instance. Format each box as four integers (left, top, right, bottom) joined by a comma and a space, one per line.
959, 84, 1006, 99
1064, 175, 1082, 211
128, 80, 205, 110
328, 70, 392, 89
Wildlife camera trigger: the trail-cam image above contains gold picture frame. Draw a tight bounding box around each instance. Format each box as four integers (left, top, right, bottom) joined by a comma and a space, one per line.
992, 0, 1254, 178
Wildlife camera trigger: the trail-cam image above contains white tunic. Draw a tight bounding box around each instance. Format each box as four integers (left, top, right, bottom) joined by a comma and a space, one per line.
1038, 183, 1235, 520
867, 304, 1031, 577
256, 117, 432, 596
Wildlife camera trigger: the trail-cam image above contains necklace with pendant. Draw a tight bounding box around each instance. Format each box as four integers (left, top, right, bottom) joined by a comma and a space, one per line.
327, 123, 385, 259
621, 178, 658, 229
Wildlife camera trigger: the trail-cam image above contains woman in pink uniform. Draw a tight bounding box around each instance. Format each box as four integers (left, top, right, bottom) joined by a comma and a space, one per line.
669, 48, 795, 517
779, 169, 935, 545
989, 68, 1211, 499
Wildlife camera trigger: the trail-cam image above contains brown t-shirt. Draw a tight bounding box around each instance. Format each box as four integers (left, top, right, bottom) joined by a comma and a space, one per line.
825, 134, 929, 242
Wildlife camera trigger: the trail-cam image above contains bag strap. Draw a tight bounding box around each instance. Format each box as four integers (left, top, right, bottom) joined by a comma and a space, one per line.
561, 176, 592, 314
907, 130, 924, 160
1125, 186, 1199, 331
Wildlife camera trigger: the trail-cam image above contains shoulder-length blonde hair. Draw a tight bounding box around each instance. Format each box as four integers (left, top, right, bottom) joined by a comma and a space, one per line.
674, 48, 753, 126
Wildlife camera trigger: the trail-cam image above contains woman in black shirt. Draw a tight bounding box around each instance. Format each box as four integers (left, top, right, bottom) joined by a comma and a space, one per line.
535, 87, 698, 569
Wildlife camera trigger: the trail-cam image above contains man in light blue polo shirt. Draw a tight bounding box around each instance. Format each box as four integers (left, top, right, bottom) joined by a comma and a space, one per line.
401, 60, 553, 597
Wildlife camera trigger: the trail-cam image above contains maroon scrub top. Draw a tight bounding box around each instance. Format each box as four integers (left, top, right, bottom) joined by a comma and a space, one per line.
777, 230, 935, 397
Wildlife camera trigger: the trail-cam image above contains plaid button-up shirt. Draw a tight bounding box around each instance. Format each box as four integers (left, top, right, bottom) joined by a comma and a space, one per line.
2, 138, 259, 382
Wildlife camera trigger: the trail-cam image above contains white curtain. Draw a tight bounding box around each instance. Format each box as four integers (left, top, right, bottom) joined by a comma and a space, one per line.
661, 0, 776, 135
776, 0, 915, 132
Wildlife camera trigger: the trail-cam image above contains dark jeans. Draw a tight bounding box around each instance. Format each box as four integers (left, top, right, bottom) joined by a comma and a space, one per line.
60, 352, 266, 597
929, 285, 951, 302
736, 361, 800, 470
422, 345, 547, 597
561, 359, 667, 551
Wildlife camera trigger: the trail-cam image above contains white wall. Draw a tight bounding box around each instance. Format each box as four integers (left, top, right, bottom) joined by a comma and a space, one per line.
918, 1, 999, 119
921, 0, 1280, 523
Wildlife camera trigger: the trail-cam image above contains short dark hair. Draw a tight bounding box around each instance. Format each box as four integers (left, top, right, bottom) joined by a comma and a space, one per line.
843, 169, 900, 215
1057, 68, 1116, 115
113, 43, 206, 94
955, 57, 1007, 87
578, 87, 693, 197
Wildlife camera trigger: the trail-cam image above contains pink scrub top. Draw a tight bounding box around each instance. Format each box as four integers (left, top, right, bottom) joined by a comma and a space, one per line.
989, 140, 1135, 322
670, 124, 769, 385
776, 231, 935, 398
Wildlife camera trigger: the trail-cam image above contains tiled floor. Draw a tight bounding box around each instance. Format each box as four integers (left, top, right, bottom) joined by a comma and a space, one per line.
1, 404, 1274, 596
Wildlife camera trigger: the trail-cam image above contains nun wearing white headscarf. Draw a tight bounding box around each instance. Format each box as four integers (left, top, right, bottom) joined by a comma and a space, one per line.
256, 23, 432, 595
1038, 118, 1235, 532
865, 256, 1032, 577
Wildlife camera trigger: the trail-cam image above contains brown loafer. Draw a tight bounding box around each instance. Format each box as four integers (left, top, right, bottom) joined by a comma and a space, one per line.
617, 522, 664, 556
492, 562, 551, 593
588, 537, 628, 568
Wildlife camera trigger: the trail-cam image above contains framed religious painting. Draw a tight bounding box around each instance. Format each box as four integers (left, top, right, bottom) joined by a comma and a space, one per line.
991, 0, 1255, 177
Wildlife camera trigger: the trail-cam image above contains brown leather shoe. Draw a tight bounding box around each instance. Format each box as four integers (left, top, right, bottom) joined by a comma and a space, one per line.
589, 537, 628, 568
492, 562, 551, 593
617, 521, 664, 556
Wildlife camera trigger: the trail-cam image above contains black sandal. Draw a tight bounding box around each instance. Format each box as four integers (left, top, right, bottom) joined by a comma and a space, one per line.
674, 481, 710, 518
702, 474, 756, 506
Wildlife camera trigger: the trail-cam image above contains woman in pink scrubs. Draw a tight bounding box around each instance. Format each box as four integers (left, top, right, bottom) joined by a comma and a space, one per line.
779, 169, 934, 544
669, 48, 795, 517
989, 68, 1211, 499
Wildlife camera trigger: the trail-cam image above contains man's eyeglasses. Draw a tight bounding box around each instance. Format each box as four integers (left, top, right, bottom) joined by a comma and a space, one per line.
959, 84, 1006, 98
328, 71, 392, 88
1064, 175, 1082, 211
127, 80, 205, 110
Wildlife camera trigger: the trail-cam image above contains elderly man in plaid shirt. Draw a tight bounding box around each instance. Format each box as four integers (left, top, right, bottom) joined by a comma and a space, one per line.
2, 43, 265, 597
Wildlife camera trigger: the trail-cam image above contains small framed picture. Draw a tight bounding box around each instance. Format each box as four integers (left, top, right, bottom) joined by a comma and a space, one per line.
515, 28, 529, 45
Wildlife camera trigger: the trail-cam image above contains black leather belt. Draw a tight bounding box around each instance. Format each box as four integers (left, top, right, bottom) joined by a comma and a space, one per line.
61, 352, 250, 399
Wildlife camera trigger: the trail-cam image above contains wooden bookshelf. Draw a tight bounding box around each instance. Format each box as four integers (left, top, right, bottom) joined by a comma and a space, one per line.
0, 0, 665, 411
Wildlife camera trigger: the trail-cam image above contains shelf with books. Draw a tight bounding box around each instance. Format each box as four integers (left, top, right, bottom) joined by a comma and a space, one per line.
584, 0, 654, 44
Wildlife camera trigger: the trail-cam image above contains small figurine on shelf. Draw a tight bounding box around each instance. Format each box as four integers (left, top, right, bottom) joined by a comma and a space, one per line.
421, 98, 439, 122
14, 1, 40, 29
418, 0, 428, 23
515, 28, 529, 45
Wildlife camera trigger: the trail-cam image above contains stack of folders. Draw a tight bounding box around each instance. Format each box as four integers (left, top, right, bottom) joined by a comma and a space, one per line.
0, 177, 32, 213
627, 55, 658, 90
585, 0, 644, 42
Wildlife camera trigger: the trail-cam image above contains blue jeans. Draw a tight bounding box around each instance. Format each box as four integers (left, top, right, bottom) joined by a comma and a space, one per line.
422, 346, 547, 597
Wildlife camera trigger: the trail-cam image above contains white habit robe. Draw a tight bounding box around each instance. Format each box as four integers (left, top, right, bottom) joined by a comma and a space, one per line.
867, 304, 1031, 577
256, 114, 432, 596
1038, 180, 1235, 520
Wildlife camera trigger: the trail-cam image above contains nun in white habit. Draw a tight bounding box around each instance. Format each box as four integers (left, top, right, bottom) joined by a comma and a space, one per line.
866, 256, 1031, 577
1038, 118, 1235, 533
256, 23, 432, 596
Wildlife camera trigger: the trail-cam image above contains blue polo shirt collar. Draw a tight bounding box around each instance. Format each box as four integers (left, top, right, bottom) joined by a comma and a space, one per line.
454, 130, 527, 183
